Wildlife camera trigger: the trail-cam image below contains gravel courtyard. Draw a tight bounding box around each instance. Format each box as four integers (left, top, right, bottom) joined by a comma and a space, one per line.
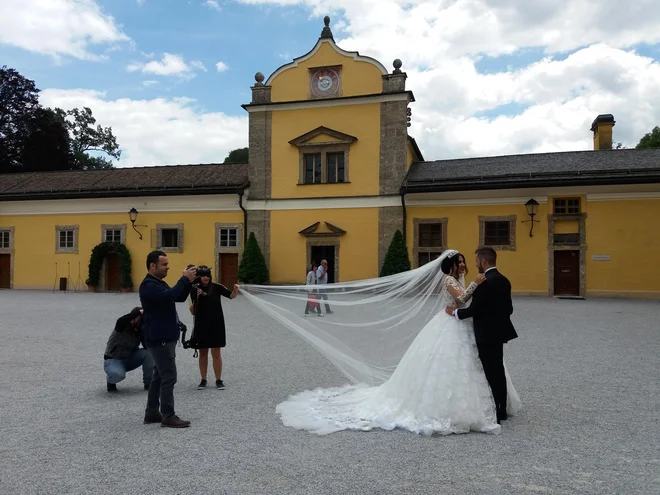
0, 290, 658, 495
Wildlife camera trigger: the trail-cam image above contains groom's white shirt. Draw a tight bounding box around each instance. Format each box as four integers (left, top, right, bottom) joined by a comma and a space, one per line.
451, 266, 496, 318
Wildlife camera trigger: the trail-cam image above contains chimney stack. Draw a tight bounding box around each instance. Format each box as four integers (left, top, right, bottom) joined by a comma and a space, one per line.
590, 114, 615, 150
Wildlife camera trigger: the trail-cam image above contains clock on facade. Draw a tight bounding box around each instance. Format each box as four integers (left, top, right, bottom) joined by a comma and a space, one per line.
310, 67, 340, 98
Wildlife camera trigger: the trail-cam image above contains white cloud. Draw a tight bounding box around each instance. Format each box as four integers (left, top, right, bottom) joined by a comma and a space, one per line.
127, 53, 207, 80
215, 61, 229, 72
235, 0, 660, 158
0, 0, 130, 60
39, 89, 248, 167
142, 80, 159, 87
204, 0, 221, 11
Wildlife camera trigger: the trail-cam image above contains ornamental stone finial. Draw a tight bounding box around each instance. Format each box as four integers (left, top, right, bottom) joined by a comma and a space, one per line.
254, 72, 265, 86
393, 59, 403, 74
320, 16, 334, 40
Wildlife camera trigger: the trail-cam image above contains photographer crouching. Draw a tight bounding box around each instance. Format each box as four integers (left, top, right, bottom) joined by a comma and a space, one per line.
188, 265, 239, 390
103, 307, 153, 392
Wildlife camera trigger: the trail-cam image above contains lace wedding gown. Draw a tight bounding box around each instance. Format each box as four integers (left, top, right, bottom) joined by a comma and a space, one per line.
276, 276, 522, 436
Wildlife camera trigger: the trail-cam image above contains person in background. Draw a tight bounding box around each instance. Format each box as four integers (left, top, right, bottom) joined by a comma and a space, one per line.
316, 259, 334, 314
304, 261, 323, 317
103, 306, 153, 392
188, 265, 239, 390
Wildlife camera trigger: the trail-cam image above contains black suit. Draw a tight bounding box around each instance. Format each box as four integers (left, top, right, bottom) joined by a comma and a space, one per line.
456, 267, 517, 420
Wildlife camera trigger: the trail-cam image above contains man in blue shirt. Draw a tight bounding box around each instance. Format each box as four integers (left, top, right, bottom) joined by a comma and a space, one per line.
315, 259, 334, 314
140, 250, 196, 428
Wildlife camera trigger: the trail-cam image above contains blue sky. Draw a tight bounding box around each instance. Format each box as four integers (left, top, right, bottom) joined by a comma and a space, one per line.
2, 0, 659, 166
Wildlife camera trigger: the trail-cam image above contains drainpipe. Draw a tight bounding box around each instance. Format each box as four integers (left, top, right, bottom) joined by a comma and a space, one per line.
400, 190, 407, 243
238, 188, 247, 246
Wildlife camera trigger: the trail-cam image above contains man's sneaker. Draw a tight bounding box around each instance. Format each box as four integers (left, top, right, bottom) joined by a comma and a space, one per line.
317, 313, 324, 317
107, 382, 118, 392
197, 379, 207, 390
161, 415, 190, 428
216, 380, 225, 390
143, 412, 162, 424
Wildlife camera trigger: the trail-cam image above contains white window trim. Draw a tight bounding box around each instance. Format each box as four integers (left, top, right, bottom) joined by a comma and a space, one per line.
55, 225, 79, 254
101, 224, 127, 244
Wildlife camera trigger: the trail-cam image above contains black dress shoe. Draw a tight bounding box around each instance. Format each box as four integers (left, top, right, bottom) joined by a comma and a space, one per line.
143, 412, 163, 424
107, 382, 118, 392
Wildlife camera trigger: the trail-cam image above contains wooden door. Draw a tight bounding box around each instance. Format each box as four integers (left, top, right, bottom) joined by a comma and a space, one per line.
0, 254, 10, 289
106, 253, 121, 292
219, 253, 238, 289
554, 250, 580, 296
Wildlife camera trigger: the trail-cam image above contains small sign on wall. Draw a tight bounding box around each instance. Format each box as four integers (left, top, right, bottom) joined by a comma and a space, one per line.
592, 255, 611, 261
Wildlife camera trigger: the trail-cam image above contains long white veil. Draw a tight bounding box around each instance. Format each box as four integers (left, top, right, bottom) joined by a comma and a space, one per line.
238, 250, 459, 386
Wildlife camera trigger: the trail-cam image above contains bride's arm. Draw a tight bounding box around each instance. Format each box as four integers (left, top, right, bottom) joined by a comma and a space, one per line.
445, 277, 479, 304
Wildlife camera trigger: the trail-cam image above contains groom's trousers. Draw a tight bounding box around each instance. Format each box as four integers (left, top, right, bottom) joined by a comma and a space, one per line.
477, 343, 507, 418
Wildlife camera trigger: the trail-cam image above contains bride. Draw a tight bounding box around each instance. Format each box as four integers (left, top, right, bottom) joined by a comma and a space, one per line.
239, 250, 522, 436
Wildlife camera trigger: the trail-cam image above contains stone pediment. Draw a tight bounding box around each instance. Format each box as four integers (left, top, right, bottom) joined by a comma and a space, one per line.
288, 126, 357, 147
299, 221, 346, 237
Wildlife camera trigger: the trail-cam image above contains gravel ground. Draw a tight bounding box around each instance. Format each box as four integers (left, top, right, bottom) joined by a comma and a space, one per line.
0, 290, 658, 495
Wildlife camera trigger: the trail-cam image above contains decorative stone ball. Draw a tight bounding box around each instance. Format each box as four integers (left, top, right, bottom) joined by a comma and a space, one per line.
393, 59, 403, 71
255, 72, 265, 85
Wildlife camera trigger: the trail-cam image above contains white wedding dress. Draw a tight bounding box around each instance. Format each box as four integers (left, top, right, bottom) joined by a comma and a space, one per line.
276, 275, 522, 436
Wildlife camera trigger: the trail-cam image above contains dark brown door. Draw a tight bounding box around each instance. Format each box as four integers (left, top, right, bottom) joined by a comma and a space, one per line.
554, 250, 580, 296
0, 254, 10, 289
219, 253, 238, 289
106, 254, 121, 292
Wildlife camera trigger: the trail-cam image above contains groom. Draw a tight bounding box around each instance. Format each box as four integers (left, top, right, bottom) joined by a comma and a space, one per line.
446, 247, 517, 423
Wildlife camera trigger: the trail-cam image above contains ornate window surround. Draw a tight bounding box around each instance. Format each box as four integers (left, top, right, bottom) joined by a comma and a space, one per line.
412, 218, 448, 268
289, 126, 357, 185
151, 224, 184, 253
479, 215, 517, 251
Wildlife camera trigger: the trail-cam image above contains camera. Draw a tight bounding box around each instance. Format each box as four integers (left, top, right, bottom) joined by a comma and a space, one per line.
189, 264, 212, 296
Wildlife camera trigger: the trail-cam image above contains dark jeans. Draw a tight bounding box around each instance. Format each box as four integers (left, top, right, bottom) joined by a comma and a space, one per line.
477, 343, 507, 417
316, 289, 332, 312
145, 341, 178, 419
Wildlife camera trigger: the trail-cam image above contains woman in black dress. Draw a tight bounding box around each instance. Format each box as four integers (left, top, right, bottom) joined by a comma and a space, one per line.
189, 265, 239, 390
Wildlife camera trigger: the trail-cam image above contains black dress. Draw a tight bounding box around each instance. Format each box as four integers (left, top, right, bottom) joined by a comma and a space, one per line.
190, 282, 233, 349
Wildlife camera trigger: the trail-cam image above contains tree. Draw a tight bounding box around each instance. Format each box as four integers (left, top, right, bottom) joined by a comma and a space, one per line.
58, 107, 121, 169
21, 108, 72, 172
635, 126, 660, 149
238, 232, 269, 284
379, 230, 411, 277
0, 66, 41, 172
223, 147, 248, 164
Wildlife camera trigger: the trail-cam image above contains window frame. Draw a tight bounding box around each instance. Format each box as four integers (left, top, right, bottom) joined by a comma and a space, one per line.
553, 197, 581, 215
151, 224, 184, 253
101, 224, 126, 244
413, 218, 448, 268
55, 225, 79, 254
479, 215, 517, 251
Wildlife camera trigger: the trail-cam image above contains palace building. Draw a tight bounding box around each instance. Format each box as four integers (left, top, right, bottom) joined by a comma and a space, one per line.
1, 17, 659, 299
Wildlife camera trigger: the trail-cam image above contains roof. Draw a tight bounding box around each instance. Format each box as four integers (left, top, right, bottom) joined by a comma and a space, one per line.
401, 148, 660, 193
0, 163, 249, 201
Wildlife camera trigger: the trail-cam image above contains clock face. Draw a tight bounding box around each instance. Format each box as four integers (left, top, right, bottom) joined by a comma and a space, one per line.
311, 68, 340, 98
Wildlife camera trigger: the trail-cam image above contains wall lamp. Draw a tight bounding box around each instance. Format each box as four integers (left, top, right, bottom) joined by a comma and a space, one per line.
128, 208, 147, 240
522, 198, 540, 237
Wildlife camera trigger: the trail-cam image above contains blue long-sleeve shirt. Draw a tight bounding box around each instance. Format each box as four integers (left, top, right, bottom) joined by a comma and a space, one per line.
139, 273, 192, 346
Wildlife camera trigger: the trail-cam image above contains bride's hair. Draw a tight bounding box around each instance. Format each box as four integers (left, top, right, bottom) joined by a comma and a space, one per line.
440, 252, 462, 277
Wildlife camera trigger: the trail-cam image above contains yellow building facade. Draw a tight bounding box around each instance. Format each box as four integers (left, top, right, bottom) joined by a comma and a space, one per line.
0, 17, 659, 299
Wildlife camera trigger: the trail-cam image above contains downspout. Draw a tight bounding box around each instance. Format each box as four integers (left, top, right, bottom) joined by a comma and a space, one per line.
400, 189, 407, 243
238, 187, 247, 246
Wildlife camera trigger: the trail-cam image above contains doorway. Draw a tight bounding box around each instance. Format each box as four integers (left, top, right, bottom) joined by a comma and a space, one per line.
106, 253, 121, 292
553, 250, 580, 296
311, 245, 335, 284
219, 253, 239, 289
0, 254, 10, 289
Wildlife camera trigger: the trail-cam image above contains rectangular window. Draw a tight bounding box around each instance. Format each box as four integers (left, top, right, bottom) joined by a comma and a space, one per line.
418, 223, 443, 248
554, 233, 579, 244
220, 228, 238, 248
418, 251, 443, 267
59, 230, 75, 249
104, 229, 122, 243
161, 229, 179, 248
554, 198, 580, 214
484, 221, 510, 246
304, 153, 322, 184
326, 153, 345, 183
0, 231, 10, 249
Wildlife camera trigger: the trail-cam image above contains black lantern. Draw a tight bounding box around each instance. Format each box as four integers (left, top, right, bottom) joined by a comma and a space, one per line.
128, 208, 146, 240
522, 198, 540, 237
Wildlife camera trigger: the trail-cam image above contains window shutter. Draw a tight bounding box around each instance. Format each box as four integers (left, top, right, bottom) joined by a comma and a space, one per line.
150, 229, 159, 249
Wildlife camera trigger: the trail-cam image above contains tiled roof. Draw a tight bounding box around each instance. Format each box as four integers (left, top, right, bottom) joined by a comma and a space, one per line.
402, 148, 660, 192
0, 163, 249, 200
